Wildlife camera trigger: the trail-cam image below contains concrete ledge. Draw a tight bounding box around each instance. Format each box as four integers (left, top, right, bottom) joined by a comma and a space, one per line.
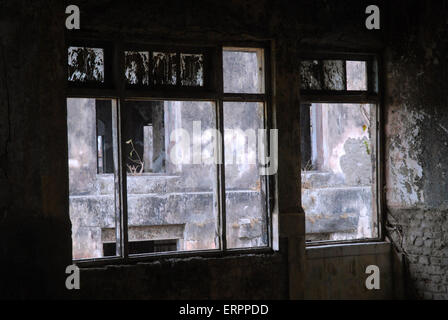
306, 241, 391, 260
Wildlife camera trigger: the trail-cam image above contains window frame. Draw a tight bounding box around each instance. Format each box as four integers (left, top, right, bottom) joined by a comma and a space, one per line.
299, 50, 385, 247
66, 37, 275, 267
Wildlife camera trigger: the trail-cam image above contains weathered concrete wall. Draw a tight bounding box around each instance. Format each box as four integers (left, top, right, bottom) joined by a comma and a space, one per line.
384, 0, 448, 299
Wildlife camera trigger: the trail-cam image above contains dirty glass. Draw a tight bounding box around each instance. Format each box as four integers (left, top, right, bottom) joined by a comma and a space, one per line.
301, 103, 377, 242
299, 60, 321, 90
223, 102, 268, 248
123, 100, 219, 254
67, 98, 119, 259
125, 51, 150, 85
68, 47, 104, 83
346, 61, 367, 91
322, 60, 345, 90
180, 54, 204, 86
153, 52, 177, 85
223, 48, 264, 94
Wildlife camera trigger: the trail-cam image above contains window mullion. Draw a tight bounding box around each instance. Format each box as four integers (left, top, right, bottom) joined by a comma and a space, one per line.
111, 100, 122, 258
115, 39, 129, 260
217, 98, 227, 251
117, 99, 129, 260
216, 44, 227, 252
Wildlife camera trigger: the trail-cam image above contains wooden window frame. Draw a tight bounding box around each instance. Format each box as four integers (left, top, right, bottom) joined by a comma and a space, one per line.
66, 38, 275, 267
299, 51, 385, 247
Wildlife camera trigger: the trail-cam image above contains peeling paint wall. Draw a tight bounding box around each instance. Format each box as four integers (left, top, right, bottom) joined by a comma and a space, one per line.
385, 0, 448, 299
386, 107, 425, 206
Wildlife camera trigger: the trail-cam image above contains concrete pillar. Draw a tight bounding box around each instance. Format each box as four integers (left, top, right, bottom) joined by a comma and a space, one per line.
274, 40, 306, 299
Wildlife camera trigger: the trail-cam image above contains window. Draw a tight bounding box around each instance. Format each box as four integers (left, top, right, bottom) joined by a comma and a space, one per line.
66, 42, 273, 262
299, 53, 381, 244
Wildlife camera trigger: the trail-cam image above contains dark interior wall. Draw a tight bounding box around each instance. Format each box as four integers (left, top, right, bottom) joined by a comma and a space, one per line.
80, 253, 288, 299
0, 0, 71, 299
305, 243, 394, 299
384, 1, 448, 299
2, 0, 444, 300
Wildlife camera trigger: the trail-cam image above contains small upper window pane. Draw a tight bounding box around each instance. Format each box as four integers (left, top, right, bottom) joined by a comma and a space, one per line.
299, 60, 321, 90
125, 51, 150, 86
346, 61, 367, 91
153, 52, 177, 85
322, 60, 345, 90
180, 54, 204, 86
223, 48, 264, 94
68, 47, 104, 83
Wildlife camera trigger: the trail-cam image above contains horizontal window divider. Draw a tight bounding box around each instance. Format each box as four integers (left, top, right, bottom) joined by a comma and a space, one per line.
222, 41, 271, 50
67, 88, 119, 99
222, 93, 266, 102
123, 90, 219, 101
299, 51, 379, 61
300, 91, 379, 104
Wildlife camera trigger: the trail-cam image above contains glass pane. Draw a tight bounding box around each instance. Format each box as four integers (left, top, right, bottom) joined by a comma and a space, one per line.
302, 103, 377, 242
123, 100, 219, 254
224, 102, 268, 248
125, 51, 150, 85
67, 98, 119, 259
223, 49, 264, 93
346, 61, 367, 91
299, 60, 321, 90
322, 60, 345, 90
68, 47, 104, 83
180, 54, 204, 86
153, 52, 177, 85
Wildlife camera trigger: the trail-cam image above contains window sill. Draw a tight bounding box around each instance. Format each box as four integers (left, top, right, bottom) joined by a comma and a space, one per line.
306, 241, 391, 260
74, 247, 277, 269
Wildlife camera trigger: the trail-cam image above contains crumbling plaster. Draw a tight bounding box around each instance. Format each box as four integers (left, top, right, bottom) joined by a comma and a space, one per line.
385, 0, 448, 299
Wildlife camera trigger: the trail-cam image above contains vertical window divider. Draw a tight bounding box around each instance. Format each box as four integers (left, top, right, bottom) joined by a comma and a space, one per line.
176, 52, 181, 88
111, 99, 122, 258
263, 45, 273, 249
115, 39, 129, 261
117, 99, 128, 260
216, 45, 227, 251
376, 54, 385, 241
343, 60, 348, 91
318, 59, 325, 90
367, 58, 373, 95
